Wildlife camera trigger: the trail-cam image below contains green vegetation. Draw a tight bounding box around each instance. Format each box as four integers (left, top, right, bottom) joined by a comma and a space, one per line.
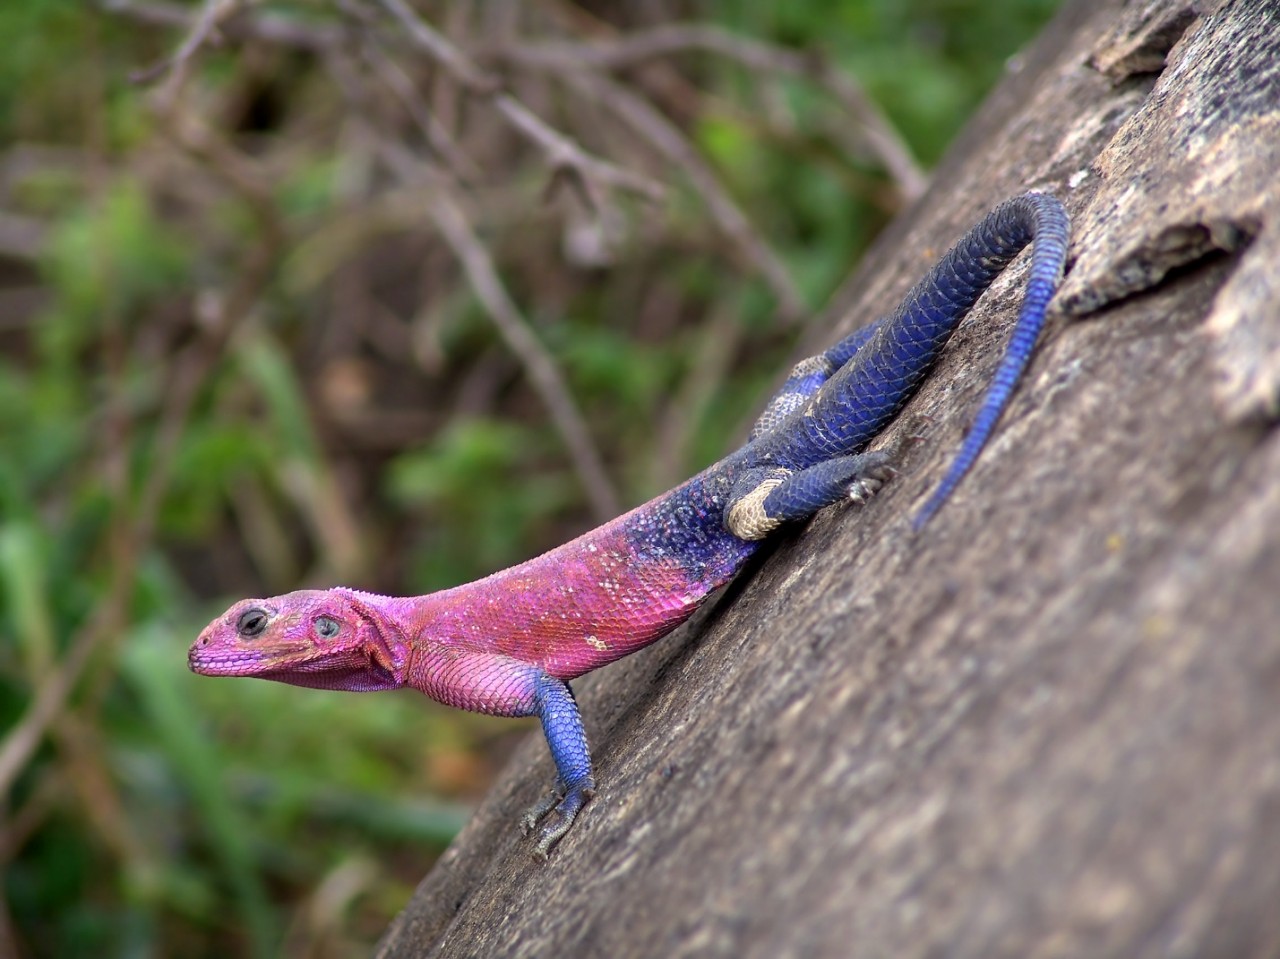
0, 1, 1058, 954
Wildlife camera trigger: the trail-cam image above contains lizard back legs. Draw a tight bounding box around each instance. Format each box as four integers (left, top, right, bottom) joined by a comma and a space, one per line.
749, 355, 838, 440
748, 321, 886, 441
757, 192, 1069, 527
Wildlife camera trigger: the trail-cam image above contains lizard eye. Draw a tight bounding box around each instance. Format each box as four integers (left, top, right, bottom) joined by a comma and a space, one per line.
236, 608, 269, 639
315, 615, 341, 639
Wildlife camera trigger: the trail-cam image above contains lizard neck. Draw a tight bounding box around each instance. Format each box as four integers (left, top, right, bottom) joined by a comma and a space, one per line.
331, 587, 417, 686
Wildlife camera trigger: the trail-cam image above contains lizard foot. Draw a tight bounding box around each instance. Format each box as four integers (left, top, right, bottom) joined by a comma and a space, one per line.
847, 416, 933, 504
847, 464, 897, 505
522, 779, 596, 859
842, 450, 898, 505
521, 784, 562, 836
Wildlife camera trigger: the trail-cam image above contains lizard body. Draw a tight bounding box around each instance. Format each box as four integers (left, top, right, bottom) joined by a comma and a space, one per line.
191, 193, 1069, 855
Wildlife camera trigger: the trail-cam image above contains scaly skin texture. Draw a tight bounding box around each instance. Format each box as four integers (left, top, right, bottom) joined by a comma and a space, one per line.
191, 193, 1070, 856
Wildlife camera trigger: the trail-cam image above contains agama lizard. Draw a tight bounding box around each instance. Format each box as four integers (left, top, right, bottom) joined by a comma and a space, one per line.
190, 193, 1070, 856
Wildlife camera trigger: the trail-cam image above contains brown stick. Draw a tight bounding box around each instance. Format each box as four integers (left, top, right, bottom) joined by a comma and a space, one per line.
501, 24, 926, 201
104, 0, 344, 53
375, 139, 622, 520
374, 0, 667, 204
567, 70, 805, 322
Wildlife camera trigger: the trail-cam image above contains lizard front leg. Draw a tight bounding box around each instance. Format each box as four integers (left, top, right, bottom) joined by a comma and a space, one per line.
416, 651, 595, 856
522, 674, 596, 858
724, 450, 899, 541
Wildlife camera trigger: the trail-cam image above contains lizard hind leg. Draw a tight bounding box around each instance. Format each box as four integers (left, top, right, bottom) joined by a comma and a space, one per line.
749, 355, 838, 441
764, 192, 1069, 524
748, 321, 886, 442
724, 450, 898, 541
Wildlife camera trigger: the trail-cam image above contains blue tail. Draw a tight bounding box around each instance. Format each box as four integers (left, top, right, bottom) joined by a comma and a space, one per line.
758, 192, 1070, 527
909, 194, 1068, 529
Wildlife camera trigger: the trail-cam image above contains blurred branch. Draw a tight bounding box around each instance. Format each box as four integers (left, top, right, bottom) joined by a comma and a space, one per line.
374, 137, 621, 520
0, 773, 61, 863
107, 0, 876, 323
0, 290, 260, 804
378, 0, 804, 319
374, 0, 668, 205
360, 32, 483, 183
103, 0, 344, 53
647, 303, 746, 492
128, 0, 246, 89
318, 42, 622, 518
0, 587, 122, 803
499, 24, 927, 202
0, 212, 46, 261
565, 70, 806, 322
109, 0, 629, 566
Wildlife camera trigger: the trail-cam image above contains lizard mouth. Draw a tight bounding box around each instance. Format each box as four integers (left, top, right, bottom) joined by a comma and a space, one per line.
187, 645, 300, 677
188, 645, 398, 691
186, 627, 322, 676
256, 660, 398, 691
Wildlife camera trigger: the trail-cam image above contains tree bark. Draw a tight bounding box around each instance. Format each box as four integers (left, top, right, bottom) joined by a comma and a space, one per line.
378, 1, 1280, 955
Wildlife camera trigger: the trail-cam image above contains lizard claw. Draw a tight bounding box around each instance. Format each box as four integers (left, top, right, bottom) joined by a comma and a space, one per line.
846, 456, 900, 504
521, 781, 564, 835
523, 780, 595, 858
847, 477, 883, 504
846, 416, 926, 504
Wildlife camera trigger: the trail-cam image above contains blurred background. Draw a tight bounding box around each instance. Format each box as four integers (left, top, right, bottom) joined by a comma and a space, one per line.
0, 1, 1060, 955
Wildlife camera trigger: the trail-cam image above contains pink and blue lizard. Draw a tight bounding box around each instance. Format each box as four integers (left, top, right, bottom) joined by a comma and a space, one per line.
190, 193, 1070, 856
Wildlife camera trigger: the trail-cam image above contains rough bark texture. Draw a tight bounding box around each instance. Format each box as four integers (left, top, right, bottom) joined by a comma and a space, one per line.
379, 1, 1280, 956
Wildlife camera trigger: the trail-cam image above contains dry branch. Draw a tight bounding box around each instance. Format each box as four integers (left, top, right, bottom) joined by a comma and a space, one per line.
104, 0, 921, 326
501, 23, 927, 201
374, 0, 668, 204
103, 0, 345, 53
128, 0, 245, 87
565, 69, 806, 322
373, 138, 622, 520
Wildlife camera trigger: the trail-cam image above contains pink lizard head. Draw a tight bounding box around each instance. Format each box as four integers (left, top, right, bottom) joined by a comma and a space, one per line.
189, 589, 408, 692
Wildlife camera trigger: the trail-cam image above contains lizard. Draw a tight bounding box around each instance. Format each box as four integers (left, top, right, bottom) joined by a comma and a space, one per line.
190, 192, 1070, 857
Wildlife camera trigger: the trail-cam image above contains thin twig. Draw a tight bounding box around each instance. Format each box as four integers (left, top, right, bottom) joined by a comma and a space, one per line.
569, 71, 806, 322
0, 633, 97, 801
102, 0, 344, 51
128, 0, 243, 86
374, 0, 667, 204
375, 0, 489, 86
0, 92, 285, 805
375, 138, 621, 520
647, 302, 746, 492
0, 770, 62, 862
500, 24, 927, 201
0, 212, 47, 262
359, 33, 483, 183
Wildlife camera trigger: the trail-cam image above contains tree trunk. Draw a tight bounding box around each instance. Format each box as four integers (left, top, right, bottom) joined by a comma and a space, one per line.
379, 1, 1280, 955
